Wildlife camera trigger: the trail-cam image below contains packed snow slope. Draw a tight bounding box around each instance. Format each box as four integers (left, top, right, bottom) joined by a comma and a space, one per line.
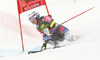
0, 0, 100, 60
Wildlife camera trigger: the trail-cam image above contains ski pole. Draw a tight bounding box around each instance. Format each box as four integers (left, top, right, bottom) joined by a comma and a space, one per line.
51, 7, 95, 34
60, 7, 95, 25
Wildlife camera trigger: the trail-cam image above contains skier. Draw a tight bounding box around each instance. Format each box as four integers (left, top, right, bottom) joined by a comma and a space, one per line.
28, 11, 77, 51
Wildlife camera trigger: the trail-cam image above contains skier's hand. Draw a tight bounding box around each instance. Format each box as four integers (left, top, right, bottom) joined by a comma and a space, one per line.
48, 14, 52, 17
44, 28, 49, 35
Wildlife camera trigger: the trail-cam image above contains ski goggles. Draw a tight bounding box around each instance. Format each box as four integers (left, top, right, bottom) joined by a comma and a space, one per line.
29, 16, 36, 22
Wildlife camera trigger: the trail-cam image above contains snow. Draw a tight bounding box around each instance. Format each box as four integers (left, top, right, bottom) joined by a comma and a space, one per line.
0, 0, 100, 60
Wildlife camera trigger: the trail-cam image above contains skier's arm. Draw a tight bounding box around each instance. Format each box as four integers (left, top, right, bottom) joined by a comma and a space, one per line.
48, 19, 55, 28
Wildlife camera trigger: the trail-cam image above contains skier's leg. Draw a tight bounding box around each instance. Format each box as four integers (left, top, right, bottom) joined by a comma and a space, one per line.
64, 31, 78, 42
63, 31, 73, 41
41, 36, 51, 50
43, 35, 60, 49
42, 35, 56, 50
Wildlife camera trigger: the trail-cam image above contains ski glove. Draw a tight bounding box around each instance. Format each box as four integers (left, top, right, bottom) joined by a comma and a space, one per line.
44, 28, 49, 35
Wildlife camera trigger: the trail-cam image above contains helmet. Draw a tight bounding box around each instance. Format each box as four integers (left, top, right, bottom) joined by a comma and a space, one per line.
28, 11, 40, 22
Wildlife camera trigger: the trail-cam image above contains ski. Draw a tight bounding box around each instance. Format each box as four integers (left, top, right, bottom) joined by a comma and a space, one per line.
28, 50, 42, 54
28, 45, 65, 54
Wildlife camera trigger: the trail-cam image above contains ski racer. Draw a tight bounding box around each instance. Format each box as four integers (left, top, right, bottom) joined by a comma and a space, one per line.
28, 11, 76, 51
